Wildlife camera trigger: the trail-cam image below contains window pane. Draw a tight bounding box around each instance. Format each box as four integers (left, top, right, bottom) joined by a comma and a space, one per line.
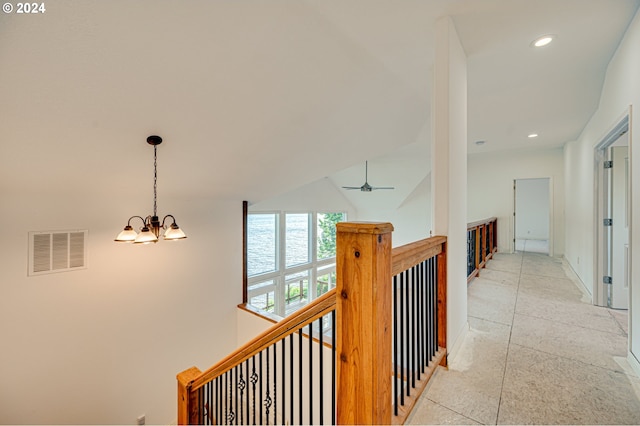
286, 213, 310, 267
284, 271, 309, 315
317, 212, 345, 260
317, 265, 336, 296
248, 279, 276, 313
247, 214, 278, 276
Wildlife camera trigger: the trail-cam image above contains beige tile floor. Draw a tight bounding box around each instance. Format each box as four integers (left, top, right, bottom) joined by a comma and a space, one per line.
407, 251, 640, 425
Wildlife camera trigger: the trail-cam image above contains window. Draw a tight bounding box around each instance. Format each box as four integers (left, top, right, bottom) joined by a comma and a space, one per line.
247, 213, 278, 276
285, 213, 310, 267
246, 211, 346, 317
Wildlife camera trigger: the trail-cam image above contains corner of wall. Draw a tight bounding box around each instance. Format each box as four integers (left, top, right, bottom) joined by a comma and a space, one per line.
446, 320, 470, 364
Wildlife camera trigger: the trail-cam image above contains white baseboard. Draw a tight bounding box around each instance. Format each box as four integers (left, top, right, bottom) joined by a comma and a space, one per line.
446, 321, 469, 364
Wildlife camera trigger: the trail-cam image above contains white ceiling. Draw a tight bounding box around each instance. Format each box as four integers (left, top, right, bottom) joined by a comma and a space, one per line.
1, 0, 638, 207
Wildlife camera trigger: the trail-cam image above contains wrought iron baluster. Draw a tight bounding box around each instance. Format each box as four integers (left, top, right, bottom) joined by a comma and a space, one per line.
245, 360, 250, 425
265, 346, 271, 425
251, 356, 257, 425
289, 333, 294, 424
424, 259, 430, 365
331, 309, 336, 426
223, 372, 227, 426
281, 338, 285, 426
319, 316, 324, 425
424, 259, 429, 369
433, 256, 438, 357
404, 269, 411, 397
309, 323, 313, 425
427, 258, 432, 362
207, 381, 212, 425
411, 264, 416, 389
228, 370, 235, 425
427, 257, 433, 360
399, 270, 405, 406
299, 329, 303, 426
417, 260, 423, 376
273, 344, 277, 426
393, 274, 398, 416
218, 376, 223, 426
239, 363, 246, 426
234, 366, 238, 425
259, 351, 263, 426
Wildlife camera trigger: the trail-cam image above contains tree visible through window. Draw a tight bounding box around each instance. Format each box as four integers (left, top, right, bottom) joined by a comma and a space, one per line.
317, 212, 343, 260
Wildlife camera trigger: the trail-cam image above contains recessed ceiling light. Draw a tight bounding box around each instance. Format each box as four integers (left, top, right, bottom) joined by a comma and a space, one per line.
475, 140, 486, 146
531, 35, 555, 48
528, 133, 539, 139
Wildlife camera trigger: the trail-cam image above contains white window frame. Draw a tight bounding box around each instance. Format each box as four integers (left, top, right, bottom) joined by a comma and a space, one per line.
247, 210, 345, 317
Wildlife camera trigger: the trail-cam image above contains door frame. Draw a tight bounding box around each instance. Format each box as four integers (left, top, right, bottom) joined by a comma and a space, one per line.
513, 177, 554, 256
593, 113, 630, 307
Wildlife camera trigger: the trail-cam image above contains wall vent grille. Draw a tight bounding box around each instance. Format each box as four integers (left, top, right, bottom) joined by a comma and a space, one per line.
28, 230, 88, 276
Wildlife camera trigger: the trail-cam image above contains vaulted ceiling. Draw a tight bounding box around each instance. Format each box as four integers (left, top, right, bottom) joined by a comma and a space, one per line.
1, 0, 638, 207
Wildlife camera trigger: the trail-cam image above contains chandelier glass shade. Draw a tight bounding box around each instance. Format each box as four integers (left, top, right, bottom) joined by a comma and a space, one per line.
114, 135, 187, 244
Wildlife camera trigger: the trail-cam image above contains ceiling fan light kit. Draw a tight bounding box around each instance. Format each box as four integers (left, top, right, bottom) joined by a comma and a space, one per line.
342, 161, 394, 192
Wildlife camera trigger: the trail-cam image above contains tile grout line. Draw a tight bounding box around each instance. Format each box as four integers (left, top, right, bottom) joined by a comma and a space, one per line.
424, 397, 484, 425
467, 314, 512, 328
505, 341, 637, 378
513, 310, 628, 336
493, 252, 524, 425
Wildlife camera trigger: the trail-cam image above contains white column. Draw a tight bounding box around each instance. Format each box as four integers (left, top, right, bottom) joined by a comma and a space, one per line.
431, 16, 468, 358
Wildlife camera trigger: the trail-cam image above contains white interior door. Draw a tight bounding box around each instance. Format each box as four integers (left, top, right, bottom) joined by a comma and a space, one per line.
610, 145, 629, 309
514, 178, 550, 254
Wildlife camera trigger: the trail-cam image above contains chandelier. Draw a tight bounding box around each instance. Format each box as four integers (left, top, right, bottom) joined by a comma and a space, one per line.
114, 135, 187, 244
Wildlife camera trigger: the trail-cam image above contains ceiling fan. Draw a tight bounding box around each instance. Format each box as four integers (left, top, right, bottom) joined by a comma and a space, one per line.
342, 161, 394, 192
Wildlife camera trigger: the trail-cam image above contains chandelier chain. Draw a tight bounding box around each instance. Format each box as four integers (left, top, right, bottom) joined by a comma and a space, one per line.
153, 145, 158, 217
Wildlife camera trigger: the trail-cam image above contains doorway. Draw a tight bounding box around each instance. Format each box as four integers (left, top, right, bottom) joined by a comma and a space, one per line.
514, 178, 551, 255
595, 117, 630, 309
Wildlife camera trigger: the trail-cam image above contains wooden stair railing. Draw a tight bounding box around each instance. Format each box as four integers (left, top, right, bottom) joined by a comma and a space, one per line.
389, 235, 448, 424
178, 289, 337, 425
467, 217, 498, 282
178, 222, 448, 425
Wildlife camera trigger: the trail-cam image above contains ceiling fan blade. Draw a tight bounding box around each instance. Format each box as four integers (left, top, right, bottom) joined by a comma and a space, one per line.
342, 161, 394, 192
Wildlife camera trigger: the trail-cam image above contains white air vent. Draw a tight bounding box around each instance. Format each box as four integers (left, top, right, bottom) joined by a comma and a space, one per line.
28, 230, 88, 276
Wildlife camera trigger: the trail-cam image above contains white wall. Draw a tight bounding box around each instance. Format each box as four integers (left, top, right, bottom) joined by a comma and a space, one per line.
564, 8, 640, 370
354, 174, 432, 247
0, 190, 242, 424
468, 148, 565, 255
515, 178, 550, 241
248, 177, 356, 216
253, 169, 432, 248
237, 309, 274, 346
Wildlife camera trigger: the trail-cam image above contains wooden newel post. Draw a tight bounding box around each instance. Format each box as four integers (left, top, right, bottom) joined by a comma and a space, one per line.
177, 366, 202, 425
336, 222, 394, 425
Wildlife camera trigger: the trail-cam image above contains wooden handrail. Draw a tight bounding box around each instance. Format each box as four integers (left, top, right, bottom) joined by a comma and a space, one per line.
467, 216, 497, 230
178, 222, 450, 425
189, 288, 337, 391
391, 235, 446, 276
